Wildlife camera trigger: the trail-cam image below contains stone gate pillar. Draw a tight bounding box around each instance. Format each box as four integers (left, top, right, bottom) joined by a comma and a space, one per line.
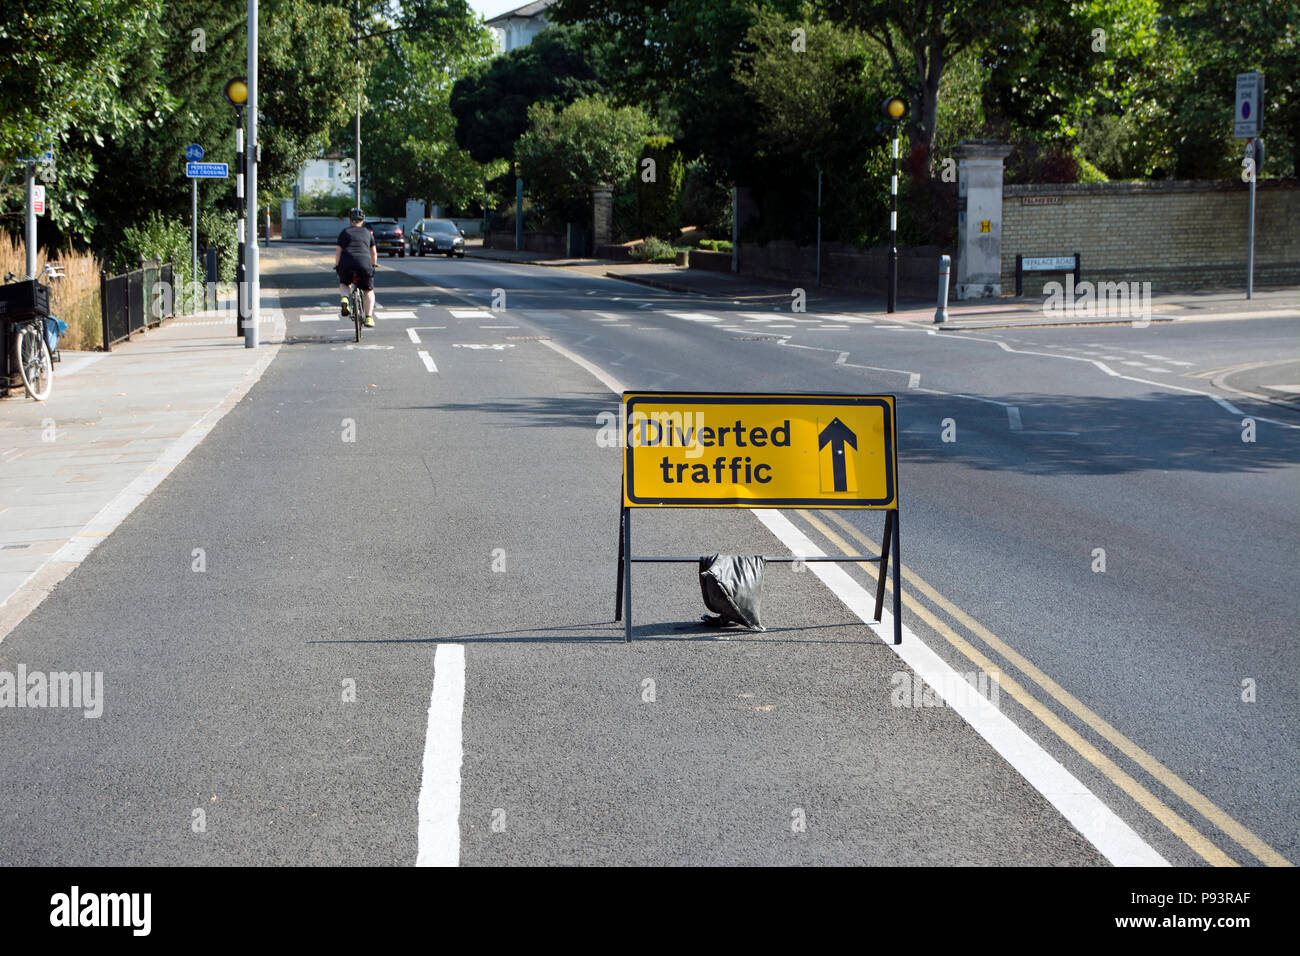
953, 140, 1014, 298
590, 184, 613, 250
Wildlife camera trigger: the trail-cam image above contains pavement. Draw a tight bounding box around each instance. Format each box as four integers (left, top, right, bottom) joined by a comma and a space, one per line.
459, 240, 1300, 332
0, 291, 286, 638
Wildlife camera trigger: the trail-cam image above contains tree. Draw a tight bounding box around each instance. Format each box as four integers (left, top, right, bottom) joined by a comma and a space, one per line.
514, 97, 656, 225
1154, 0, 1297, 178
73, 0, 356, 254
364, 26, 505, 213
0, 0, 170, 240
449, 24, 610, 164
550, 0, 804, 182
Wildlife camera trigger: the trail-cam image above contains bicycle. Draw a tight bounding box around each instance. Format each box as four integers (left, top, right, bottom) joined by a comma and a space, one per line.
2, 263, 63, 401
344, 277, 363, 342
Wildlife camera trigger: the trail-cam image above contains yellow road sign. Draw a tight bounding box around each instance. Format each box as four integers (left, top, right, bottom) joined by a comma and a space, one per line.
623, 392, 897, 508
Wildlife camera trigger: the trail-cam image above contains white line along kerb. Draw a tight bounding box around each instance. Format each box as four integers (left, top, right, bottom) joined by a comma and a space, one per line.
751, 509, 1169, 867
417, 644, 466, 867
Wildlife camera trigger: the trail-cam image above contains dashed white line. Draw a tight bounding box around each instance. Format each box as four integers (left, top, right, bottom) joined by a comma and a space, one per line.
407, 328, 421, 344
418, 350, 438, 373
416, 643, 465, 867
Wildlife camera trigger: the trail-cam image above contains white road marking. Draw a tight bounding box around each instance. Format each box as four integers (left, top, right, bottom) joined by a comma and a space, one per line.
1007, 407, 1023, 431
665, 312, 723, 323
540, 339, 626, 393
930, 332, 1300, 428
751, 510, 1169, 868
407, 328, 421, 344
480, 325, 519, 329
416, 644, 466, 867
418, 350, 438, 372
452, 343, 514, 350
376, 310, 417, 320
908, 373, 921, 389
449, 310, 494, 319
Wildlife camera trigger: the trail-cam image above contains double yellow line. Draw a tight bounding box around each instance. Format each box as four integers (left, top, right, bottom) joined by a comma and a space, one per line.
794, 508, 1292, 868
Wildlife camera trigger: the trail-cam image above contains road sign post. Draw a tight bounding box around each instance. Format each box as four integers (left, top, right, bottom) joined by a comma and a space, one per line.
616, 392, 902, 644
1246, 139, 1257, 300
186, 145, 203, 308
1235, 73, 1263, 299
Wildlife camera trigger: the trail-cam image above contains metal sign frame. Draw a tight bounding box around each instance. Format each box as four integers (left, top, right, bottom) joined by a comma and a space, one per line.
614, 391, 902, 645
1016, 253, 1080, 296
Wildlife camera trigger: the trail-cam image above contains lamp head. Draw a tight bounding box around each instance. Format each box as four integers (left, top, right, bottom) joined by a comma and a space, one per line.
224, 78, 249, 107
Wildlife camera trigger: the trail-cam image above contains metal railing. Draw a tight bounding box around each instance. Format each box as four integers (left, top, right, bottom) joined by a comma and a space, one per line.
99, 258, 172, 351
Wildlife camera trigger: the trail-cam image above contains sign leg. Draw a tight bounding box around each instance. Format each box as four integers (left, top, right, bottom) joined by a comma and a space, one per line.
891, 509, 902, 645
874, 509, 894, 622
615, 503, 625, 622
623, 507, 632, 643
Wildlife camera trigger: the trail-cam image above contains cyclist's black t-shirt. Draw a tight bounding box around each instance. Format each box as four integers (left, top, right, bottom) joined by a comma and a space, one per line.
336, 225, 376, 272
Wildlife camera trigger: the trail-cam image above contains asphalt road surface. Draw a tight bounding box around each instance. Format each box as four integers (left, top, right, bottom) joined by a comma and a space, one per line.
1, 245, 1295, 867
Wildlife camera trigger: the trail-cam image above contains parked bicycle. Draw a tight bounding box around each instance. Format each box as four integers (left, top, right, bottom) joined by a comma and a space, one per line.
2, 263, 66, 401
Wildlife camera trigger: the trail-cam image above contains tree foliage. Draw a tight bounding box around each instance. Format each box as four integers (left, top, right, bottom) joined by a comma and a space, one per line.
551, 0, 804, 182
514, 97, 656, 225
450, 24, 610, 164
363, 20, 504, 213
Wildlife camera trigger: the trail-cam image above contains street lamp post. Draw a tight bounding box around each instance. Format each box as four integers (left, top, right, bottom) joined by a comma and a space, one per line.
225, 78, 248, 338
246, 0, 260, 349
882, 96, 908, 313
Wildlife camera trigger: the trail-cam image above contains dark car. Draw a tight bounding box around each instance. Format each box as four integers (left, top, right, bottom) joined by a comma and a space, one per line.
409, 218, 465, 258
366, 218, 405, 257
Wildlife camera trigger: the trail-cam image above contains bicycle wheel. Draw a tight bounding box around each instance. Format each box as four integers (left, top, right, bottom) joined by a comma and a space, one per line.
16, 323, 53, 401
352, 287, 362, 341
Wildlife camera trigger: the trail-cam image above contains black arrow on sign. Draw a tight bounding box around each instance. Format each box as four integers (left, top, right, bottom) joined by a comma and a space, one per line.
818, 417, 858, 492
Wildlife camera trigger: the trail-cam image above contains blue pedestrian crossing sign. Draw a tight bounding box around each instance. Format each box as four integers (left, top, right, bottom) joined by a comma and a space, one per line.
185, 143, 204, 162
186, 162, 228, 178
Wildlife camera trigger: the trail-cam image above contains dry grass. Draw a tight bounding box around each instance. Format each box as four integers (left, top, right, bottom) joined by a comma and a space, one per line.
0, 230, 103, 351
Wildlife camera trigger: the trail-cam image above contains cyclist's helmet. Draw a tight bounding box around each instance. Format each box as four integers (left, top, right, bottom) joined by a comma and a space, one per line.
348, 208, 365, 223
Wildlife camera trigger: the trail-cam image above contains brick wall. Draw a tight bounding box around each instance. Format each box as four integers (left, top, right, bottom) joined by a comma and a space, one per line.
1002, 180, 1300, 295
734, 241, 951, 298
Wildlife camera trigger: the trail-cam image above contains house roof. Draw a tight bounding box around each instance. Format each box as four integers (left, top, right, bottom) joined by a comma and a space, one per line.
484, 0, 556, 25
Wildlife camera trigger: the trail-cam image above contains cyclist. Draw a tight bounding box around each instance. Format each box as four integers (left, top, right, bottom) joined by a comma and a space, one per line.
334, 208, 378, 327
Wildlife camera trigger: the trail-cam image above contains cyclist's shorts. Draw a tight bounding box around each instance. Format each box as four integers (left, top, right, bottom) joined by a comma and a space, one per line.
336, 264, 374, 291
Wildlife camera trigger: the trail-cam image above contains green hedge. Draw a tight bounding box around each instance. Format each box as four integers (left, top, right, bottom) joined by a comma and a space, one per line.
114, 212, 201, 313
198, 208, 238, 285
637, 135, 684, 240
628, 236, 676, 262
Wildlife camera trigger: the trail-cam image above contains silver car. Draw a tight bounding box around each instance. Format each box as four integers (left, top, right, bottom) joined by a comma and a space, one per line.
409, 219, 466, 257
